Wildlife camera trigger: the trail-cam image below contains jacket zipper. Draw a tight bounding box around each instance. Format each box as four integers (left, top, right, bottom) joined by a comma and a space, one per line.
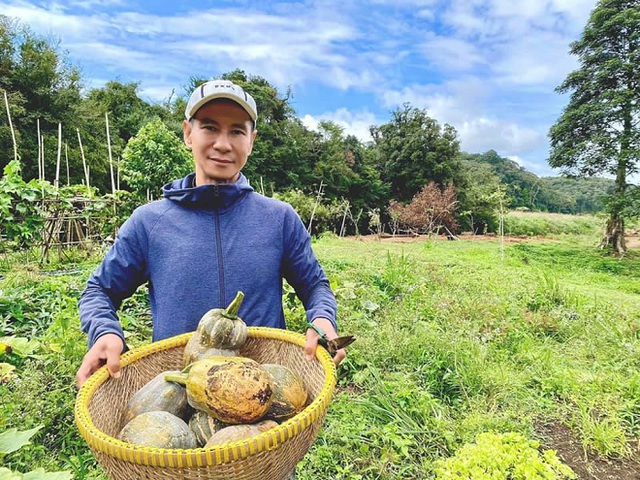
213, 185, 225, 306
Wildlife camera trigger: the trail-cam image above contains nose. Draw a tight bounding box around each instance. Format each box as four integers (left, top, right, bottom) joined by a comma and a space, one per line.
213, 131, 232, 152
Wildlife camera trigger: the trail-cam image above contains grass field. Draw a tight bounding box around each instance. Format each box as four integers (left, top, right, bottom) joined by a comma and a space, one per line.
1, 227, 639, 479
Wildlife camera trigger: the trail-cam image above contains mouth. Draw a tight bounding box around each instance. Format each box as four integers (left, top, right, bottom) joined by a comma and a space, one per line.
208, 157, 233, 165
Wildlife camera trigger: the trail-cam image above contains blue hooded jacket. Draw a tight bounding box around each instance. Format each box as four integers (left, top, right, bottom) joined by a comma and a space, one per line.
79, 173, 337, 347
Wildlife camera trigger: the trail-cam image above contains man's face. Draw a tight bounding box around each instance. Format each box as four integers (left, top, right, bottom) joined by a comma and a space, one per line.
183, 99, 257, 185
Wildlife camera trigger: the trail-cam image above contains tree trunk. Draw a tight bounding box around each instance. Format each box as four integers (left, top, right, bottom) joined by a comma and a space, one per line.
600, 102, 632, 256
600, 214, 626, 255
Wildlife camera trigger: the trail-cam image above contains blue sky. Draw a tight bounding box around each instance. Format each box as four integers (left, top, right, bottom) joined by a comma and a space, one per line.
1, 0, 598, 178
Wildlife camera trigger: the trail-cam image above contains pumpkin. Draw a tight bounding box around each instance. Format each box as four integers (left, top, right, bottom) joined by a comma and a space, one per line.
188, 410, 226, 447
117, 411, 197, 449
122, 370, 190, 423
183, 329, 239, 367
165, 356, 274, 424
261, 363, 308, 420
196, 291, 248, 350
204, 419, 278, 447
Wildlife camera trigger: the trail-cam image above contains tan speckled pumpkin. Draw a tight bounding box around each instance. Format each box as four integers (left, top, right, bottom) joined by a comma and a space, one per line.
165, 356, 274, 424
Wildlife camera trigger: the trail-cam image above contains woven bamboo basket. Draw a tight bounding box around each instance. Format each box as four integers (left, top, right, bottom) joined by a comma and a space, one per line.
75, 327, 337, 480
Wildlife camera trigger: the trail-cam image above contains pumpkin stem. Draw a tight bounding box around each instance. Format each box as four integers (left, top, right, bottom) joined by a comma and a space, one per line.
163, 371, 188, 385
222, 291, 244, 319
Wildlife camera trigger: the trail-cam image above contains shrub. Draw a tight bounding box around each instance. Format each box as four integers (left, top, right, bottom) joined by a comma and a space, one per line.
121, 118, 192, 200
389, 182, 458, 235
273, 189, 344, 236
434, 431, 576, 479
0, 160, 51, 248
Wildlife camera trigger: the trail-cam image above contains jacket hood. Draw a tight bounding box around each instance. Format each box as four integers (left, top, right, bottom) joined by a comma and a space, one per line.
162, 173, 254, 209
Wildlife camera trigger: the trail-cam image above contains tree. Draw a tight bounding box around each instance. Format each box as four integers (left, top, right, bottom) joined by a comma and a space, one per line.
371, 104, 461, 203
388, 182, 458, 235
75, 81, 163, 192
456, 157, 505, 233
120, 118, 192, 200
549, 0, 640, 255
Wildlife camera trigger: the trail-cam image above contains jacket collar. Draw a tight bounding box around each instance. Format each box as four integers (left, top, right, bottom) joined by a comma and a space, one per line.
162, 173, 254, 210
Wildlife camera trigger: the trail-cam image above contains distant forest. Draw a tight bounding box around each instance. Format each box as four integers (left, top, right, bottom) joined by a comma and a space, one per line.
460, 151, 614, 215
0, 15, 614, 236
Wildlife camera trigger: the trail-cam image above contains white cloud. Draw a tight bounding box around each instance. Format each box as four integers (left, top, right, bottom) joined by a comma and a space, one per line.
301, 109, 379, 143
507, 155, 558, 177
458, 118, 544, 154
420, 35, 486, 71
381, 78, 490, 121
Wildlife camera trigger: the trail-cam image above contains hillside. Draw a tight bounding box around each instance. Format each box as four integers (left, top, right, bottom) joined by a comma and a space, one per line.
460, 150, 615, 214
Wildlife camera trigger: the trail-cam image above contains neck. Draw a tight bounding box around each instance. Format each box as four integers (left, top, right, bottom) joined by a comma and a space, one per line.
193, 174, 239, 187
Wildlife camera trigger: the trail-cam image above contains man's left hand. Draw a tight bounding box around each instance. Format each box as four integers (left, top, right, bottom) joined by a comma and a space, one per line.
304, 317, 346, 366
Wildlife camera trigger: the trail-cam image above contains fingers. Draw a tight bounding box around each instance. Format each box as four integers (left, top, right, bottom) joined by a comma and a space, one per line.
332, 348, 346, 366
76, 359, 98, 388
304, 333, 319, 362
75, 334, 124, 388
105, 351, 121, 380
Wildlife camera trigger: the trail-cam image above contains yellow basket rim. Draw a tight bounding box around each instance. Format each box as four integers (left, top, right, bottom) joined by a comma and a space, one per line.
74, 326, 337, 468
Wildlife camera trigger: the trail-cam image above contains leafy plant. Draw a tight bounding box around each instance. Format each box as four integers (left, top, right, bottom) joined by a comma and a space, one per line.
120, 118, 192, 200
0, 426, 72, 479
0, 160, 50, 249
433, 431, 576, 479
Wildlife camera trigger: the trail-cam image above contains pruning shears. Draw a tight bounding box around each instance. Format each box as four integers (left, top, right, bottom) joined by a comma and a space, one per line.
307, 322, 356, 357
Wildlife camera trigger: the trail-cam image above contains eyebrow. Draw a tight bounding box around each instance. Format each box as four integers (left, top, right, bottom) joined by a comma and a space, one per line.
197, 117, 249, 130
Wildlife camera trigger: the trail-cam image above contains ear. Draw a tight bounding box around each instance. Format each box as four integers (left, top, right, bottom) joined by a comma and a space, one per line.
183, 120, 192, 148
247, 129, 258, 155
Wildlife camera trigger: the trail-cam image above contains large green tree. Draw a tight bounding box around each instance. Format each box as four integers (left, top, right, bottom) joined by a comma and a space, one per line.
121, 118, 192, 200
371, 104, 461, 203
75, 81, 163, 192
549, 0, 640, 254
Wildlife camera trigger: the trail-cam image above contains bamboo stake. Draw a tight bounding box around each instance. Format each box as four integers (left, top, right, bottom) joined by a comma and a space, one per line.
2, 89, 18, 162
77, 128, 91, 198
37, 119, 42, 180
55, 122, 62, 189
339, 201, 349, 237
65, 142, 70, 186
40, 130, 45, 181
105, 112, 116, 195
307, 180, 324, 233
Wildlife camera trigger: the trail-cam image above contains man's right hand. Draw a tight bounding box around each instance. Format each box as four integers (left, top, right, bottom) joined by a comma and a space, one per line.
75, 333, 124, 388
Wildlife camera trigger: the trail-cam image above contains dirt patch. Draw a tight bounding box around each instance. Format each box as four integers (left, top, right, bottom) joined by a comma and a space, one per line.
536, 421, 640, 480
626, 230, 640, 249
354, 231, 640, 249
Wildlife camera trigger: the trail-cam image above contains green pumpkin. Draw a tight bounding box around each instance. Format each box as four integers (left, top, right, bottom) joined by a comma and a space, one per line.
165, 356, 274, 424
188, 410, 227, 446
204, 420, 278, 447
118, 411, 198, 449
196, 291, 248, 350
261, 363, 308, 421
123, 370, 191, 424
183, 330, 239, 367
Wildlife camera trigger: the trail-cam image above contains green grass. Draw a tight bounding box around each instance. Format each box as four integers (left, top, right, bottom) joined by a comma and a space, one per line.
1, 231, 639, 479
503, 211, 604, 237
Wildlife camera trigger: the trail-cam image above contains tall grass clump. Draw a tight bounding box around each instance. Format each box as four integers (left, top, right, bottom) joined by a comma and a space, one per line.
504, 211, 603, 237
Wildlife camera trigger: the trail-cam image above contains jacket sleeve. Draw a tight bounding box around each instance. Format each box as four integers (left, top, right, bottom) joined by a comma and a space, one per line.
79, 212, 149, 347
281, 205, 338, 331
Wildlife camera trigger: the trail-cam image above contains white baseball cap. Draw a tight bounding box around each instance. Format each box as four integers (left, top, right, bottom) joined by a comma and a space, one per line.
185, 80, 258, 123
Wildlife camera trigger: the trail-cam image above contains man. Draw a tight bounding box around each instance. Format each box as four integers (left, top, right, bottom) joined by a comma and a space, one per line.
76, 79, 343, 388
